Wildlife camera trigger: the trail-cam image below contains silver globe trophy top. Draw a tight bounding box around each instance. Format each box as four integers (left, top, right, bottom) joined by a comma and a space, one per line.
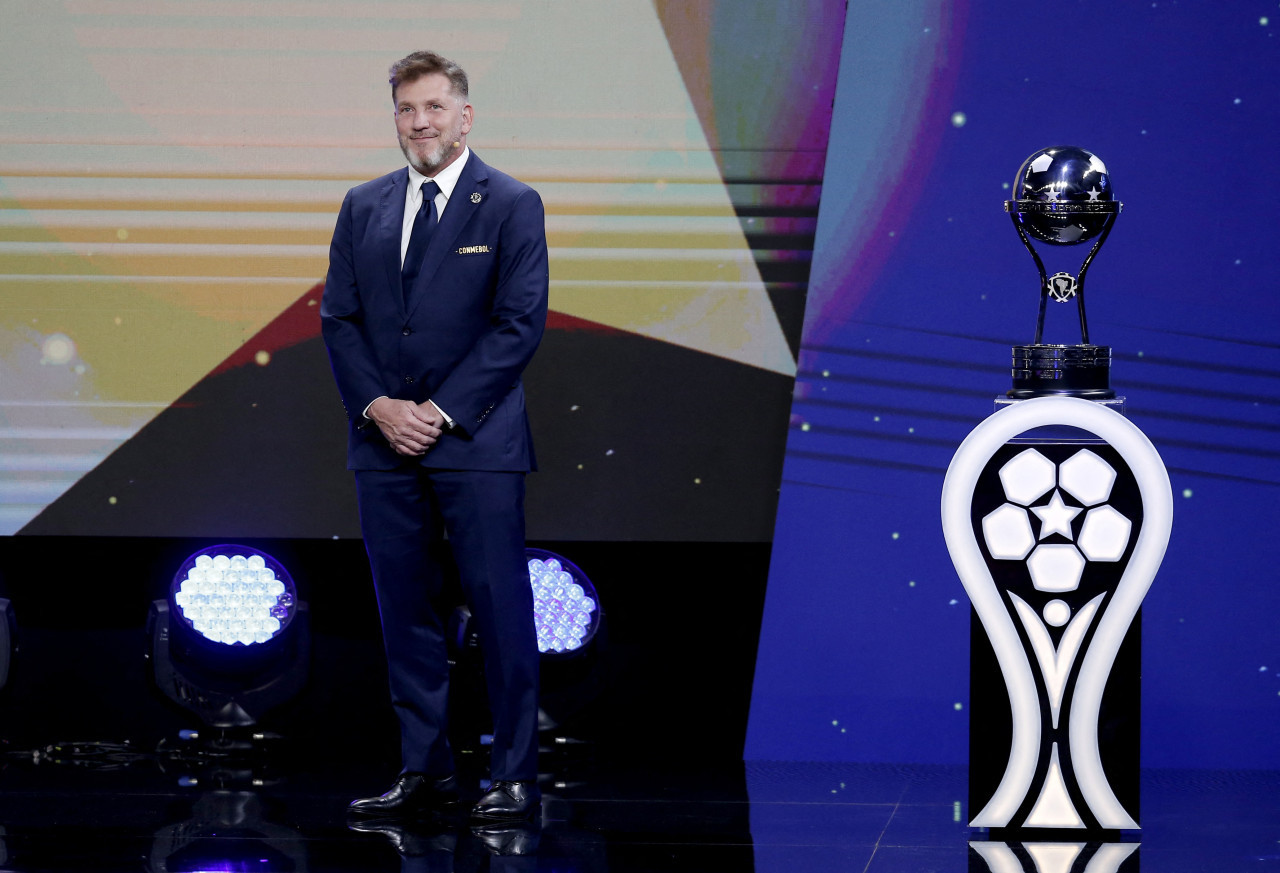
1004, 146, 1123, 399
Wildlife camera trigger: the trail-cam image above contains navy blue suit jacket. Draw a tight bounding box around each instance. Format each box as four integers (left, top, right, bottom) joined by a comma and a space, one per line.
321, 152, 549, 472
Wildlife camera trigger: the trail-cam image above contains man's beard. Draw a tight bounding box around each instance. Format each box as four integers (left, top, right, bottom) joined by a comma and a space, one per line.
399, 126, 460, 175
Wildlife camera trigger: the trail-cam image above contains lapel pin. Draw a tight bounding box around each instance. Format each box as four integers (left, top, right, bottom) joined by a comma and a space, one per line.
470, 192, 482, 204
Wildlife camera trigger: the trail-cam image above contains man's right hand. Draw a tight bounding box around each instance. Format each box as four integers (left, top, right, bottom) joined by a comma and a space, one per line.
367, 397, 443, 456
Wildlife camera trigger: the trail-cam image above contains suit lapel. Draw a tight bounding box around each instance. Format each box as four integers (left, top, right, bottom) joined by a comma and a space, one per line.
380, 170, 409, 316
404, 153, 490, 317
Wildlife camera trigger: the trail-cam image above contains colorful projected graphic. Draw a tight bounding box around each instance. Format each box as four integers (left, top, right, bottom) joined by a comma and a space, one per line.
0, 1, 845, 539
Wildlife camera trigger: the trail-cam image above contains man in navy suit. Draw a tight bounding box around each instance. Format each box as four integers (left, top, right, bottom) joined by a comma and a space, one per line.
321, 50, 546, 822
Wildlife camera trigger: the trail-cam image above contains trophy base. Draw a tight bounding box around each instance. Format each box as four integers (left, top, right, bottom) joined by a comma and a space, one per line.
1008, 344, 1114, 399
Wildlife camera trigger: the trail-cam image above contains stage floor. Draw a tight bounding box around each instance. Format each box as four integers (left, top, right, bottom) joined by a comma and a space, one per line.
0, 743, 1275, 872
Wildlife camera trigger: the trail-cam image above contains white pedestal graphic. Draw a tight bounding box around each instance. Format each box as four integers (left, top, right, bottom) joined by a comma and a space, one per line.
942, 396, 1171, 832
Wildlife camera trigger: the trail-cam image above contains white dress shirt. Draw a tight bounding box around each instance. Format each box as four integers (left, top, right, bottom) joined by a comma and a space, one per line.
401, 146, 471, 265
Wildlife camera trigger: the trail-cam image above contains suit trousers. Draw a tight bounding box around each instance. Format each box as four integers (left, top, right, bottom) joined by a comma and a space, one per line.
354, 466, 539, 781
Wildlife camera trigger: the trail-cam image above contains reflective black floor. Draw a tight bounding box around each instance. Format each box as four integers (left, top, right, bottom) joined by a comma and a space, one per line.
0, 737, 1276, 872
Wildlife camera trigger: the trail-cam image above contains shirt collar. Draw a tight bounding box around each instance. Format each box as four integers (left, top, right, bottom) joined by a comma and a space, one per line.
407, 146, 471, 202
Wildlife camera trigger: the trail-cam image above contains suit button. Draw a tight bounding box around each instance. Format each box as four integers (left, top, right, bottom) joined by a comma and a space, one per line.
402, 327, 412, 336
404, 375, 415, 384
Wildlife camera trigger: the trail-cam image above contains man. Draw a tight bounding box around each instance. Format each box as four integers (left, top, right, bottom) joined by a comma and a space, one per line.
321, 50, 547, 822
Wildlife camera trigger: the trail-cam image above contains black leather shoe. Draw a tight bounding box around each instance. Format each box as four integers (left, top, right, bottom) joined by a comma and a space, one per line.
348, 773, 459, 817
471, 780, 539, 821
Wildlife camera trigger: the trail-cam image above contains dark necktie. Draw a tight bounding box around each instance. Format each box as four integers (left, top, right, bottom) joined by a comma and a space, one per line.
402, 179, 440, 298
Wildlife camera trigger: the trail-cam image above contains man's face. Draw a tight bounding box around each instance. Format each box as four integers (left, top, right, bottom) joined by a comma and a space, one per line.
394, 73, 473, 176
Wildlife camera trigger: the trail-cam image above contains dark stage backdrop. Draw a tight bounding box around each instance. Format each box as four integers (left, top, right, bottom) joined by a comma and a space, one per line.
748, 1, 1280, 770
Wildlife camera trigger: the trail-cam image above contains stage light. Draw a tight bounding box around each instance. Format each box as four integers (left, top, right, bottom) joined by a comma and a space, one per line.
525, 548, 607, 738
446, 549, 605, 742
170, 547, 298, 647
526, 548, 600, 656
148, 545, 309, 730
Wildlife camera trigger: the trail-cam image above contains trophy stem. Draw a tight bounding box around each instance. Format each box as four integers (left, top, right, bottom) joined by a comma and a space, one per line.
1036, 288, 1050, 346
1073, 212, 1118, 345
1009, 214, 1052, 345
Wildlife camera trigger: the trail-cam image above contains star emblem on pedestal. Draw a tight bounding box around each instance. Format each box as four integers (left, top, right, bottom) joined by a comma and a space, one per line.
1032, 489, 1081, 540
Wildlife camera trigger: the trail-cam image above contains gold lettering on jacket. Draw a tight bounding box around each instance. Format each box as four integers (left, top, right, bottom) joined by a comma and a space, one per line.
456, 245, 491, 254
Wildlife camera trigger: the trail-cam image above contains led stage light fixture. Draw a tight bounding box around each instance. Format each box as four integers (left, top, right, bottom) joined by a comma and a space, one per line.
148, 545, 309, 729
170, 548, 298, 647
448, 548, 605, 742
527, 548, 600, 656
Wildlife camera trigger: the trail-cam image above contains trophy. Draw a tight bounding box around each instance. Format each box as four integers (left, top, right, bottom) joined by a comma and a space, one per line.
941, 147, 1172, 840
1004, 145, 1122, 402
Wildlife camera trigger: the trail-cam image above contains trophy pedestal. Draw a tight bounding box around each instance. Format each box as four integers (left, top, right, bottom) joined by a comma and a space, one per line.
970, 604, 1141, 837
942, 396, 1171, 834
967, 415, 1140, 836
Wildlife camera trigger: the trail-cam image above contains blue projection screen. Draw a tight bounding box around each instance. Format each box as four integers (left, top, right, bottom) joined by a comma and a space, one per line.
749, 1, 1280, 771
